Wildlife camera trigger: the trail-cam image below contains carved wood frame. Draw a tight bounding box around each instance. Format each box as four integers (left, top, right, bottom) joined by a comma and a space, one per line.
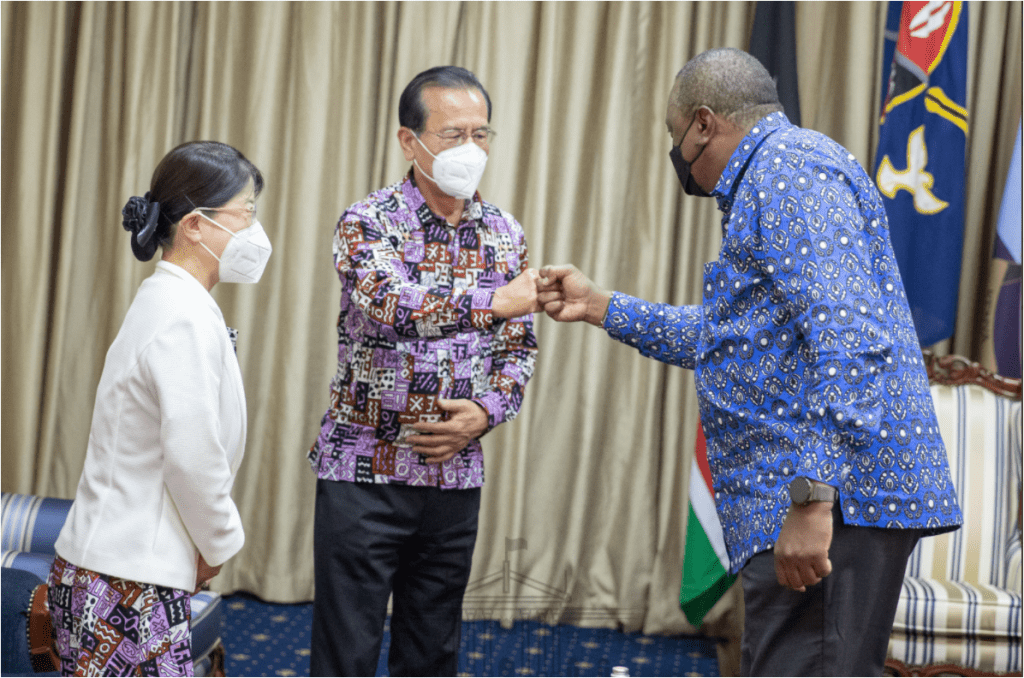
922, 350, 1023, 401
884, 657, 1021, 678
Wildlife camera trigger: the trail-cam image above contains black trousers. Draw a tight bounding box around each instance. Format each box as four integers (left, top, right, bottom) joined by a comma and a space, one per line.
310, 478, 481, 677
740, 502, 922, 677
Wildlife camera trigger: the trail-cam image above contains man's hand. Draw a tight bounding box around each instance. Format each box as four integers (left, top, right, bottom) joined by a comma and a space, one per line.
407, 399, 489, 464
493, 268, 542, 319
537, 265, 611, 326
195, 553, 223, 594
774, 500, 834, 592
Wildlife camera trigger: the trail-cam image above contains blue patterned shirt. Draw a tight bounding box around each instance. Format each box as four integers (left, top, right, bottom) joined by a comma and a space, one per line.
605, 113, 962, 573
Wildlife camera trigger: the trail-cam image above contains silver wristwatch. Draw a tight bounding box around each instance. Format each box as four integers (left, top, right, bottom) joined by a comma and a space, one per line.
788, 477, 838, 507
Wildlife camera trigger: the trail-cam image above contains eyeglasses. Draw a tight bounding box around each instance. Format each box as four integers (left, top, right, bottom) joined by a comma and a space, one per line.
423, 126, 497, 149
202, 203, 257, 226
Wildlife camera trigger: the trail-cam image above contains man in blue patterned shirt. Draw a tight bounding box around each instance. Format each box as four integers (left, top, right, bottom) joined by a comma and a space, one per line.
538, 48, 962, 676
309, 66, 540, 676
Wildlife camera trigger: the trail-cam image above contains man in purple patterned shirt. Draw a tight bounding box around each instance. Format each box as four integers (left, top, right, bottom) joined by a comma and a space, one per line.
308, 66, 540, 676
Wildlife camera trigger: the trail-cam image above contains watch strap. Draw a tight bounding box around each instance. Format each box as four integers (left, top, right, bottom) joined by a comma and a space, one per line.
807, 481, 838, 504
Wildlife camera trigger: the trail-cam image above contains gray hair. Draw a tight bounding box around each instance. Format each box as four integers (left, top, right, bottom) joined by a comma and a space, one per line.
674, 48, 783, 129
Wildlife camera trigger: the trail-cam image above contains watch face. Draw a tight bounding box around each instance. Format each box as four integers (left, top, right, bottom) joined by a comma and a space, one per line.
789, 477, 811, 505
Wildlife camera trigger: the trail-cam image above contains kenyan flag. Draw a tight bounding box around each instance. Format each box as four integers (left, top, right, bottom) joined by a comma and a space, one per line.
680, 422, 736, 627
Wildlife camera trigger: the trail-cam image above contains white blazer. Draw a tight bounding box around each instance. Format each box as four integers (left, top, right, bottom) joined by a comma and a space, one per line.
55, 261, 247, 591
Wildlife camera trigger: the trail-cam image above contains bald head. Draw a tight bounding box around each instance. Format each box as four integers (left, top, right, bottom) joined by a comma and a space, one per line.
674, 48, 783, 130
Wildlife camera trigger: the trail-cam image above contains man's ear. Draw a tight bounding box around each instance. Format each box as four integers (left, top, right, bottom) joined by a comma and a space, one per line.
397, 127, 418, 162
693, 106, 718, 144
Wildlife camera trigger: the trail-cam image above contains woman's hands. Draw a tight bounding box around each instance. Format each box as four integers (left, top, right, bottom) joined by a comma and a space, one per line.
195, 553, 223, 594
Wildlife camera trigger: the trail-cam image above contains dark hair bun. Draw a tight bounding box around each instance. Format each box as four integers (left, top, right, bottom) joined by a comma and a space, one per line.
122, 192, 162, 261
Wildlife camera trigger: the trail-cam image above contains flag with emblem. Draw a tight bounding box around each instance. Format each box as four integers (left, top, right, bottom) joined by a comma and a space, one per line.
874, 1, 968, 346
680, 421, 736, 627
990, 121, 1022, 377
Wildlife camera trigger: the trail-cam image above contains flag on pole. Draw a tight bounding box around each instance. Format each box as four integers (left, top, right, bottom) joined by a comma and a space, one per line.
505, 537, 528, 552
874, 1, 969, 346
992, 121, 1022, 378
881, 2, 903, 107
749, 1, 801, 127
680, 421, 736, 627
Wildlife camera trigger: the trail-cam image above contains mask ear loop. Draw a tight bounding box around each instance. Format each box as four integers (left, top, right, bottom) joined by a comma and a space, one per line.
196, 213, 230, 264
182, 196, 215, 223
415, 134, 440, 160
413, 134, 442, 186
182, 195, 238, 235
180, 196, 232, 263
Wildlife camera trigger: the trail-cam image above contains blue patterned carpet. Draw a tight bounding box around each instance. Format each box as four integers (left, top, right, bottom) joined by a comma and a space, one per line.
222, 593, 720, 677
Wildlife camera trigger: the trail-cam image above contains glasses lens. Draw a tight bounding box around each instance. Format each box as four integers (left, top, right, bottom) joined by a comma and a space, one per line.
430, 128, 495, 148
222, 205, 256, 225
439, 132, 464, 147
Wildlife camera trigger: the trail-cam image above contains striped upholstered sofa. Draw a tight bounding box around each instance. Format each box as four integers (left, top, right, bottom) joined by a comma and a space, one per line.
885, 352, 1022, 676
1, 492, 227, 676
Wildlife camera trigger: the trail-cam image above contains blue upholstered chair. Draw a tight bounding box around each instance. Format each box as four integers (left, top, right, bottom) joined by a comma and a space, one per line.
1, 492, 226, 676
2, 566, 58, 676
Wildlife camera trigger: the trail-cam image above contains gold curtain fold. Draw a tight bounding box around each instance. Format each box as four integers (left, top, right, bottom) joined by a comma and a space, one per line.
3, 1, 1020, 641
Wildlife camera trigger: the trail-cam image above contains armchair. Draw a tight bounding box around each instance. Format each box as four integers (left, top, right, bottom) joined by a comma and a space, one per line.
885, 352, 1022, 676
1, 492, 227, 677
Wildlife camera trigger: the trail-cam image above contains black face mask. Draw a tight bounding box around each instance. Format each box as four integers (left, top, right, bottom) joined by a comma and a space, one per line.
669, 113, 711, 197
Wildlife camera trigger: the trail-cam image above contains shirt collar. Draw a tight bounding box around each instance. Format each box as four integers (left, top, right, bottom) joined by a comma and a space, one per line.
154, 260, 223, 315
402, 169, 484, 226
156, 259, 210, 293
712, 111, 791, 213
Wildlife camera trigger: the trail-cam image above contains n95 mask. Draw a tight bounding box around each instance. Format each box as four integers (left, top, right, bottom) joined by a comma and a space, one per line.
414, 136, 489, 200
197, 213, 273, 284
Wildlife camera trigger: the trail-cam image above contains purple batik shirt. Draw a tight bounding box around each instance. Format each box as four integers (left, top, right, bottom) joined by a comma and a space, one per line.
309, 173, 537, 489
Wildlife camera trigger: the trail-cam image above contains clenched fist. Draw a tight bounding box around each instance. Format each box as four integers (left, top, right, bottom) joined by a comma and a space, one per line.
536, 264, 611, 326
492, 268, 542, 319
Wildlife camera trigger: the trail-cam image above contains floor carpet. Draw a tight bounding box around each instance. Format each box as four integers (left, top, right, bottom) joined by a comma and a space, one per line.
222, 593, 720, 677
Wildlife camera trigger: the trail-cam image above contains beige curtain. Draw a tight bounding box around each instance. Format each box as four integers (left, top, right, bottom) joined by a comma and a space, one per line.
3, 1, 1020, 644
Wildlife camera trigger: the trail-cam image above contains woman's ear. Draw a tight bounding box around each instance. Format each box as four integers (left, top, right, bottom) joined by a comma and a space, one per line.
178, 212, 204, 245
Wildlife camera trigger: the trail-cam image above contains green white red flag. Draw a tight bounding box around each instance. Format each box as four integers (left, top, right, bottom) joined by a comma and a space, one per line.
680, 421, 736, 627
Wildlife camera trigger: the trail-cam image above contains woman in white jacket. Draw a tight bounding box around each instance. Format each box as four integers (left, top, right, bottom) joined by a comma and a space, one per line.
48, 141, 271, 677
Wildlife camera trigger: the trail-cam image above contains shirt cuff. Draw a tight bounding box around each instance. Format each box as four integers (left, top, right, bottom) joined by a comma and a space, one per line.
471, 392, 504, 434
603, 291, 638, 339
470, 289, 496, 331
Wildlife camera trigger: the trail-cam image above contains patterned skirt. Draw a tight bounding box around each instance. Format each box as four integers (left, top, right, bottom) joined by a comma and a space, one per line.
47, 555, 193, 677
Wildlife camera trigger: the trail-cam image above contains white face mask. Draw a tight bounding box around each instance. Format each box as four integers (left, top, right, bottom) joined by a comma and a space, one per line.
196, 212, 273, 284
414, 135, 488, 200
